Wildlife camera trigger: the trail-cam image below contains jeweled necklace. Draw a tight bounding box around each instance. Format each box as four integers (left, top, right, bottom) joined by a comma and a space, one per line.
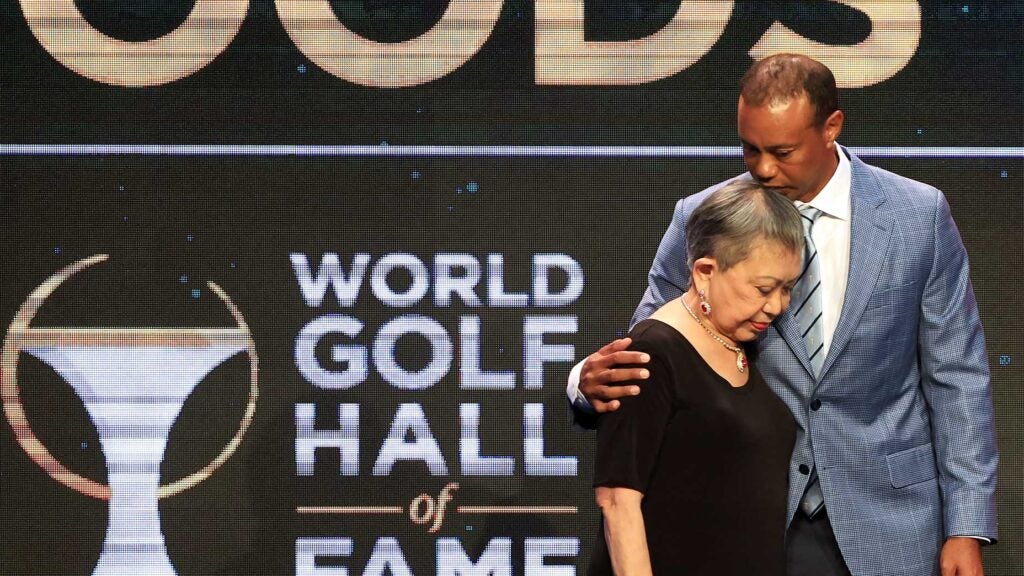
681, 295, 748, 373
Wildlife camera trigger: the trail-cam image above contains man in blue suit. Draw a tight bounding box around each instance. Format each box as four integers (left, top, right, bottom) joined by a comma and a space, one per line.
569, 54, 998, 575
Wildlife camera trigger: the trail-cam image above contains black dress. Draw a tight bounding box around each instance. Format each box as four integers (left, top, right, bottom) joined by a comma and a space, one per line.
588, 319, 796, 576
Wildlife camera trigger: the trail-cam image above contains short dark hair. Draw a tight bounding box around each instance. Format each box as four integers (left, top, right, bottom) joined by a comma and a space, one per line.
686, 179, 804, 272
739, 53, 839, 127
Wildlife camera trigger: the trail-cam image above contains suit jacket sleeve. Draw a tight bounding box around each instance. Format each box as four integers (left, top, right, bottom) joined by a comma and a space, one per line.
918, 190, 999, 541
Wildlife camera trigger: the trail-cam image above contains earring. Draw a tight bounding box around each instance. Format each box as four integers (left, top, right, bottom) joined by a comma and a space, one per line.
698, 289, 712, 317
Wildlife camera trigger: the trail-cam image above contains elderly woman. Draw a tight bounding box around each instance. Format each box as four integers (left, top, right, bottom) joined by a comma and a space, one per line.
588, 179, 804, 576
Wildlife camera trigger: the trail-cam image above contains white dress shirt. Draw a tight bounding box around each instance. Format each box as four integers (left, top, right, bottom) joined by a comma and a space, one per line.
795, 145, 852, 359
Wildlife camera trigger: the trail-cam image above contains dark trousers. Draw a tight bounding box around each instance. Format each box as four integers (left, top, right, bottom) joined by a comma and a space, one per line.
786, 510, 853, 576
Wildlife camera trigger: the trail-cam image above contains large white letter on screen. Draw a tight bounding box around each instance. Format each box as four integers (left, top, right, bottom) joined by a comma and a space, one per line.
295, 403, 359, 476
522, 316, 577, 390
295, 315, 368, 390
750, 0, 921, 88
532, 254, 584, 307
276, 0, 503, 87
363, 538, 413, 576
296, 537, 352, 576
20, 0, 247, 86
437, 537, 512, 576
536, 0, 734, 84
524, 538, 579, 576
373, 403, 448, 476
291, 253, 371, 308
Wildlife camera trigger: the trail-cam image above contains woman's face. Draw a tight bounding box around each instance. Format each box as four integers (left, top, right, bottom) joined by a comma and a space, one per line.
703, 240, 802, 342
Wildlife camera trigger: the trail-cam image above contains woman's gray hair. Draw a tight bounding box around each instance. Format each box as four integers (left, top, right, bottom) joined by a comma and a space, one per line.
686, 179, 804, 271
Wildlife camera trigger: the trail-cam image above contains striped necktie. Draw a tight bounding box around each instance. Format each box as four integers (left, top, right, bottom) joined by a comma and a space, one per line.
793, 205, 825, 377
794, 204, 826, 518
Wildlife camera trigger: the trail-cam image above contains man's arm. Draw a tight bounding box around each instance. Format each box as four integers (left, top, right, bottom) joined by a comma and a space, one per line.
918, 190, 999, 571
567, 339, 648, 412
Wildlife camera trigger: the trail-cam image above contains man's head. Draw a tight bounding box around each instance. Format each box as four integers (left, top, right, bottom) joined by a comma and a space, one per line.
737, 53, 844, 202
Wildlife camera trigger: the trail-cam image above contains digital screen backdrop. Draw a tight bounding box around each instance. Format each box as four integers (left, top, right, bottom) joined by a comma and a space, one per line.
2, 1, 1022, 574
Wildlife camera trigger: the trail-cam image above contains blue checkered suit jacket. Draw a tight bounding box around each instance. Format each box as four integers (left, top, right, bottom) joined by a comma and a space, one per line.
629, 148, 998, 575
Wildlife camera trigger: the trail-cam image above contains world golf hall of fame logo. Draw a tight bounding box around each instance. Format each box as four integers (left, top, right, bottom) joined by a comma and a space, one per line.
1, 254, 259, 575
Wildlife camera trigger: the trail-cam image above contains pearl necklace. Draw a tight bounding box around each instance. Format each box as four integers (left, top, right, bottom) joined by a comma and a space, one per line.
681, 296, 748, 374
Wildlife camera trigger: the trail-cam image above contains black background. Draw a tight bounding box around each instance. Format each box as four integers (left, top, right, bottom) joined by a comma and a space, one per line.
2, 1, 1022, 574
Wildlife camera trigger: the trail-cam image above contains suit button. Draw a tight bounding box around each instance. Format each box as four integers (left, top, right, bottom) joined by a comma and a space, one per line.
810, 399, 822, 411
799, 464, 810, 475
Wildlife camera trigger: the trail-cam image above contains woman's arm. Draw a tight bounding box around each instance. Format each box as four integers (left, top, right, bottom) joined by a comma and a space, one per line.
595, 486, 653, 576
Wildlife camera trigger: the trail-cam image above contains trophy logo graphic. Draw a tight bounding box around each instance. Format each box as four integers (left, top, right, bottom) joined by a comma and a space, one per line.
2, 255, 258, 575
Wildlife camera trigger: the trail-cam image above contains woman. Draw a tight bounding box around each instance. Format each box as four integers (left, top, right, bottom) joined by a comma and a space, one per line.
589, 179, 804, 576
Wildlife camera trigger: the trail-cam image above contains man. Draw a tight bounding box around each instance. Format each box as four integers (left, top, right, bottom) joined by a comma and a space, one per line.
569, 54, 998, 576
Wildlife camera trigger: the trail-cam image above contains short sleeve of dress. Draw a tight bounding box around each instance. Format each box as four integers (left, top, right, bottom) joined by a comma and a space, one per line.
593, 340, 676, 493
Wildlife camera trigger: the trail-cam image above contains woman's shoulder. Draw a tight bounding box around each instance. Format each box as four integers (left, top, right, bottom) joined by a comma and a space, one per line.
627, 319, 697, 361
612, 319, 699, 406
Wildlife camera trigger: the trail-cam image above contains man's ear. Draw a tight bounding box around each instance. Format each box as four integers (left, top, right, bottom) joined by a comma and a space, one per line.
824, 109, 844, 147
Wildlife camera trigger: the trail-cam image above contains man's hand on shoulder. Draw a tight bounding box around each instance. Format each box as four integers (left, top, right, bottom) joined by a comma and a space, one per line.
940, 537, 984, 576
579, 338, 650, 413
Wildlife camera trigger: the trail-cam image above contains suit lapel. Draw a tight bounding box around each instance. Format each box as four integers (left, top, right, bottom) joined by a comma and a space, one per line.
818, 151, 893, 380
772, 305, 814, 377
